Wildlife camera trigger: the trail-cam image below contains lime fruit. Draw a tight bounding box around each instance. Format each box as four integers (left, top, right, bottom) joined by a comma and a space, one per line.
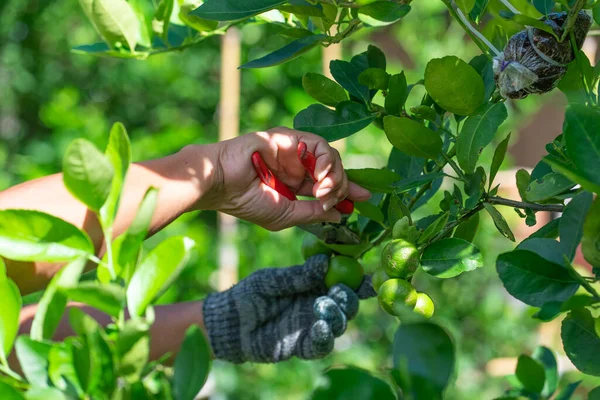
371, 268, 391, 293
301, 234, 333, 260
377, 279, 417, 316
324, 256, 364, 290
381, 239, 420, 279
413, 292, 435, 319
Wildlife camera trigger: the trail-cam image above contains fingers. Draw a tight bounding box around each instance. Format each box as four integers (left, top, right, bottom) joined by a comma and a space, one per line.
327, 284, 359, 319
284, 199, 342, 227
313, 296, 347, 337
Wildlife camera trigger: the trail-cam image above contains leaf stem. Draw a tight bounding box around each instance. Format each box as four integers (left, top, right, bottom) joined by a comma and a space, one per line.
440, 151, 467, 182
454, 6, 502, 57
441, 0, 495, 56
422, 203, 485, 248
330, 19, 362, 43
564, 257, 600, 300
498, 0, 520, 14
560, 0, 585, 42
487, 196, 565, 213
319, 0, 361, 8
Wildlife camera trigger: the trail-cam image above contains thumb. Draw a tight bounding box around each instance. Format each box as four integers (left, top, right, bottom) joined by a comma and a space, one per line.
286, 200, 342, 227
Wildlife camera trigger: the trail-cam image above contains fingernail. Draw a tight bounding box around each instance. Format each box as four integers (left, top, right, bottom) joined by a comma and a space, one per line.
323, 198, 338, 212
315, 187, 332, 198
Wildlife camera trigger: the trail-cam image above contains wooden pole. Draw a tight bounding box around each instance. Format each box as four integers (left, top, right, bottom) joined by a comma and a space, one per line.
217, 28, 241, 291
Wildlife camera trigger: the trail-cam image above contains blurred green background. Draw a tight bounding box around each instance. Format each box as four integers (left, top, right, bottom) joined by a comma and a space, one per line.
1, 1, 598, 398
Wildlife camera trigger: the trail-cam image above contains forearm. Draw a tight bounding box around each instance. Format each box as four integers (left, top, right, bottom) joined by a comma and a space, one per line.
0, 144, 221, 294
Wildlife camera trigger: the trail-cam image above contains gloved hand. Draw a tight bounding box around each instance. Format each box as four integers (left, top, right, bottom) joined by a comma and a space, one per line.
202, 254, 376, 363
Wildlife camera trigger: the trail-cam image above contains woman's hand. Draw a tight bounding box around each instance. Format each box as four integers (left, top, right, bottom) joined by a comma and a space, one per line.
192, 127, 371, 231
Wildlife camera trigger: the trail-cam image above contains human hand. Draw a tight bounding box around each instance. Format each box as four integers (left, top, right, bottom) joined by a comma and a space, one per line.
202, 254, 376, 363
193, 127, 371, 231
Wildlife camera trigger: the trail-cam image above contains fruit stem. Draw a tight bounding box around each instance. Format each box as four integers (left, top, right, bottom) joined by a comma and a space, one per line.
487, 196, 565, 213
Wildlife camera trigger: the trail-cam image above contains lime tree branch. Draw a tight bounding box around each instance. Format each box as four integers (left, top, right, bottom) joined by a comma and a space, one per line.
560, 0, 585, 42
487, 196, 565, 213
422, 203, 485, 248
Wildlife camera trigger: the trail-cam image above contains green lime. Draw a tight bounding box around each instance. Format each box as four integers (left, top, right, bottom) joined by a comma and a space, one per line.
324, 256, 364, 290
392, 216, 418, 243
371, 268, 391, 293
381, 239, 420, 279
413, 292, 434, 319
301, 234, 333, 260
377, 279, 417, 316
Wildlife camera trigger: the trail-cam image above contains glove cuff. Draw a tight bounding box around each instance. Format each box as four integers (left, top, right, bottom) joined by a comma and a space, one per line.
203, 291, 244, 363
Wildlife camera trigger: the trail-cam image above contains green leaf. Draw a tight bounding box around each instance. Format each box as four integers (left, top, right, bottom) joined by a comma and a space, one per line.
0, 381, 25, 399
357, 2, 410, 27
469, 53, 495, 99
528, 217, 560, 240
517, 238, 566, 266
312, 367, 396, 400
384, 72, 408, 115
47, 340, 83, 396
394, 173, 445, 193
71, 43, 146, 59
330, 60, 370, 104
173, 325, 212, 400
421, 238, 483, 278
589, 386, 600, 400
392, 322, 455, 399
15, 336, 52, 388
367, 45, 386, 70
387, 193, 411, 226
525, 172, 575, 202
0, 260, 21, 367
561, 308, 600, 376
418, 212, 450, 244
533, 0, 554, 14
554, 381, 582, 400
383, 116, 443, 159
302, 73, 348, 107
240, 34, 325, 68
453, 212, 480, 242
63, 139, 114, 212
532, 346, 558, 398
0, 210, 94, 262
496, 250, 579, 307
191, 0, 286, 21
533, 295, 594, 322
293, 102, 374, 142
178, 0, 218, 33
115, 319, 149, 383
424, 56, 485, 116
457, 102, 508, 173
67, 282, 125, 318
594, 6, 600, 26
345, 168, 401, 193
544, 155, 600, 194
483, 203, 515, 241
559, 192, 593, 261
582, 197, 600, 267
358, 68, 389, 90
99, 122, 131, 230
489, 132, 511, 189
78, 0, 140, 50
323, 242, 372, 258
24, 388, 68, 400
564, 105, 600, 190
455, 0, 475, 14
501, 12, 559, 40
516, 168, 530, 201
355, 201, 385, 224
515, 354, 545, 394
127, 236, 195, 317
152, 0, 174, 43
31, 258, 87, 341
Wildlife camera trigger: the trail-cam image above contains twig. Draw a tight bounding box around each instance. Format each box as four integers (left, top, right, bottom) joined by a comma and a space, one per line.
440, 151, 467, 182
441, 0, 490, 55
407, 147, 457, 210
487, 196, 565, 213
564, 256, 600, 300
318, 0, 361, 8
422, 203, 485, 248
454, 6, 502, 57
498, 0, 520, 15
560, 0, 585, 42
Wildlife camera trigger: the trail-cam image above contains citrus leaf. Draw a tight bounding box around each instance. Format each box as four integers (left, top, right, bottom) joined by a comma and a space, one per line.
66, 282, 125, 318
293, 102, 374, 142
532, 346, 558, 397
525, 172, 575, 202
455, 0, 475, 14
417, 212, 449, 244
384, 72, 408, 115
345, 168, 401, 193
302, 73, 348, 107
515, 354, 545, 394
533, 0, 554, 14
78, 0, 140, 50
240, 34, 325, 68
173, 325, 212, 400
0, 260, 21, 367
421, 238, 483, 278
312, 367, 396, 400
564, 105, 600, 190
582, 197, 600, 267
191, 0, 286, 21
15, 336, 52, 389
484, 203, 515, 241
489, 132, 511, 189
559, 191, 593, 261
383, 116, 443, 159
330, 60, 370, 104
358, 68, 389, 90
561, 308, 600, 376
357, 2, 410, 27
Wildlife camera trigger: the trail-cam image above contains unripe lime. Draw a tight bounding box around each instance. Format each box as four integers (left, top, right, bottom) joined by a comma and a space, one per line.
302, 234, 333, 260
381, 239, 420, 279
392, 216, 418, 243
371, 268, 391, 293
413, 292, 434, 319
377, 279, 417, 316
324, 256, 364, 290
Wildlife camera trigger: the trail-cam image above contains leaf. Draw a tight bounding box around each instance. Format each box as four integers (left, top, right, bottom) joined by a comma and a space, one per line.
115, 319, 149, 383
457, 102, 508, 173
394, 173, 445, 193
323, 242, 372, 258
127, 236, 195, 317
564, 105, 600, 190
544, 155, 600, 194
453, 212, 480, 242
383, 116, 443, 159
63, 139, 114, 212
496, 250, 579, 307
358, 68, 389, 91
517, 238, 566, 266
99, 122, 131, 230
0, 210, 94, 262
357, 2, 411, 27
417, 212, 450, 244
0, 381, 25, 399
0, 260, 21, 366
469, 52, 495, 99
293, 102, 374, 142
582, 197, 600, 267
67, 282, 125, 318
590, 386, 600, 400
367, 45, 386, 70
71, 43, 146, 59
559, 192, 593, 262
387, 193, 411, 226
78, 0, 140, 50
15, 336, 52, 388
533, 295, 595, 322
532, 346, 558, 398
516, 168, 530, 201
421, 238, 483, 278
469, 0, 490, 22
355, 201, 385, 224
312, 367, 396, 400
561, 308, 600, 376
528, 217, 560, 240
240, 34, 325, 68
345, 168, 401, 193
330, 60, 370, 104
191, 0, 287, 21
392, 322, 455, 399
554, 381, 582, 400
595, 6, 600, 26
302, 73, 348, 107
489, 132, 511, 189
455, 0, 475, 14
484, 203, 515, 241
47, 340, 83, 396
515, 354, 545, 394
501, 12, 560, 40
424, 56, 485, 116
173, 325, 212, 400
24, 388, 68, 400
384, 72, 408, 115
152, 0, 174, 43
178, 0, 218, 33
533, 0, 554, 14
31, 258, 87, 341
525, 172, 575, 202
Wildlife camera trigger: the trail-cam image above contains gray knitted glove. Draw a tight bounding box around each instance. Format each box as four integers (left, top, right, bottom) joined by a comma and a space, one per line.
203, 254, 376, 364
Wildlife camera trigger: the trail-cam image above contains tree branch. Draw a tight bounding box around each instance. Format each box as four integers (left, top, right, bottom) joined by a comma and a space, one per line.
560, 0, 585, 42
487, 196, 564, 213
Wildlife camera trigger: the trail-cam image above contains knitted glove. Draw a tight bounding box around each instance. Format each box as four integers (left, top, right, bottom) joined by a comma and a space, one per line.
203, 254, 375, 363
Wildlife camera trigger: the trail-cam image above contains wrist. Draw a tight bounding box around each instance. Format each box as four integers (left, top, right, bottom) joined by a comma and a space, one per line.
177, 143, 224, 211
